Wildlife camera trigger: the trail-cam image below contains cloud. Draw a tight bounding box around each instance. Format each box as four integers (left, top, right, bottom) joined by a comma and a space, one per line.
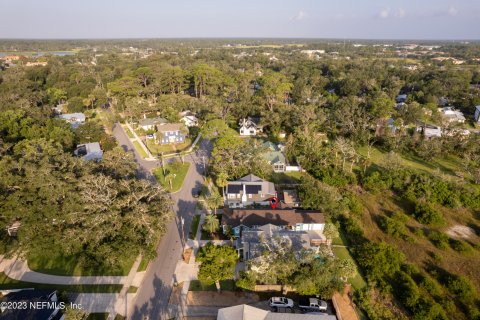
291, 10, 307, 21
448, 6, 458, 16
376, 8, 406, 19
378, 8, 390, 19
395, 8, 406, 18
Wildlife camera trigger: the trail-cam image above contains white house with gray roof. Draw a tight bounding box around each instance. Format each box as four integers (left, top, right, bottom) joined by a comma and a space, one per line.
58, 113, 85, 129
74, 142, 103, 161
217, 304, 336, 320
226, 174, 276, 208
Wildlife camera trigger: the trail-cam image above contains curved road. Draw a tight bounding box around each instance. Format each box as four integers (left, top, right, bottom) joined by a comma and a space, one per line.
113, 123, 210, 319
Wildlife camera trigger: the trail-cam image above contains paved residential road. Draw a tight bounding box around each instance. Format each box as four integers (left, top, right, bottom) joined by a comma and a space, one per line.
112, 123, 211, 319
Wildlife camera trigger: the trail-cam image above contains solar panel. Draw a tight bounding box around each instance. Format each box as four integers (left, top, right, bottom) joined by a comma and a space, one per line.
227, 184, 242, 193
245, 185, 261, 194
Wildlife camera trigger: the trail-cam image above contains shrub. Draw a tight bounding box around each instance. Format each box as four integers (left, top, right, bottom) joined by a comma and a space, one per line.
391, 210, 409, 223
235, 271, 255, 291
427, 231, 450, 249
379, 216, 406, 238
362, 171, 391, 192
414, 202, 445, 226
446, 275, 476, 301
449, 239, 471, 253
419, 276, 443, 297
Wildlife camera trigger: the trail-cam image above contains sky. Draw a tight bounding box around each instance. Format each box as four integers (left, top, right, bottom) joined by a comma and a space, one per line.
0, 0, 479, 39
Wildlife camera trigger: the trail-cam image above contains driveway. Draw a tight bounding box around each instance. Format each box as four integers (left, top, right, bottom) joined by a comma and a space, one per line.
112, 123, 212, 320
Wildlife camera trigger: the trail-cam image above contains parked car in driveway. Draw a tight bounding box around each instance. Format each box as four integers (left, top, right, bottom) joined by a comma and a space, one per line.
191, 188, 200, 198
146, 134, 154, 139
269, 297, 294, 309
298, 297, 327, 312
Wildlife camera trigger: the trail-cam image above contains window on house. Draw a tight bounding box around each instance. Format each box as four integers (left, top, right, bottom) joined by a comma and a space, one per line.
248, 194, 252, 199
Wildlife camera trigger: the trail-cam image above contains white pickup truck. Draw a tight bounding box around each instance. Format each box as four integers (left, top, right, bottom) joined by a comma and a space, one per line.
298, 297, 328, 312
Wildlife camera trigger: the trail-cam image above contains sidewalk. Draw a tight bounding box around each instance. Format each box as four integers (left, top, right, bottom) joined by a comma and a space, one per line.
123, 123, 156, 160
112, 255, 143, 318
0, 256, 127, 285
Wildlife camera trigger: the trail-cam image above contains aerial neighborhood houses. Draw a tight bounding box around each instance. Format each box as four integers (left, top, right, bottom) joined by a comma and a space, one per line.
136, 116, 187, 145
156, 123, 186, 144
138, 116, 167, 131
261, 142, 301, 173
179, 110, 199, 127
217, 304, 337, 320
416, 123, 442, 138
239, 117, 263, 136
222, 208, 327, 260
58, 112, 85, 129
439, 106, 466, 123
74, 142, 103, 161
226, 174, 276, 208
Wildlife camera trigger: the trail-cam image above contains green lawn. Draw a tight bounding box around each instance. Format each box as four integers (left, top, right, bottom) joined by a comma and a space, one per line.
189, 215, 201, 240
27, 251, 135, 276
269, 171, 304, 184
357, 146, 464, 178
137, 258, 149, 272
133, 141, 148, 158
125, 126, 135, 138
146, 138, 192, 155
332, 246, 367, 290
188, 279, 236, 291
153, 162, 190, 193
0, 272, 123, 293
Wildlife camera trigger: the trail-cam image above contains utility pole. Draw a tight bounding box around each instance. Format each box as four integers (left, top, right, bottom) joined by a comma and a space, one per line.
180, 216, 185, 260
161, 152, 165, 176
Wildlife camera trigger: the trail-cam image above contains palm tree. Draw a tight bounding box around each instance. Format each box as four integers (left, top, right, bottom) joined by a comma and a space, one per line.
207, 190, 224, 215
203, 214, 220, 235
165, 172, 175, 190
216, 172, 229, 196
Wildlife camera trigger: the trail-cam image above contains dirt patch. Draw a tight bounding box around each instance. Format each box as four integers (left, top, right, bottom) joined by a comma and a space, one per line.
187, 291, 260, 307
183, 248, 193, 263
332, 285, 359, 320
446, 225, 476, 239
169, 282, 184, 305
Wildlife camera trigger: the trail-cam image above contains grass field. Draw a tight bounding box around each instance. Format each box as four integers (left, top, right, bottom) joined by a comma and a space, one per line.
189, 215, 201, 239
133, 141, 148, 158
137, 258, 149, 272
269, 171, 304, 184
153, 162, 190, 192
0, 272, 123, 293
146, 138, 192, 155
124, 126, 135, 138
357, 146, 464, 179
27, 251, 135, 276
357, 192, 480, 293
332, 246, 367, 291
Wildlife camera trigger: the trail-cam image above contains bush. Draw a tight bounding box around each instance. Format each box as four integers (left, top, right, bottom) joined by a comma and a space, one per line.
449, 239, 471, 253
446, 275, 476, 301
419, 276, 443, 297
235, 271, 255, 291
379, 216, 406, 238
414, 202, 445, 226
427, 231, 450, 249
362, 171, 391, 192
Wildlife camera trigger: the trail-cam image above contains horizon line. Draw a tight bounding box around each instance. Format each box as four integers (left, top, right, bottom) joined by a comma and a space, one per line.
0, 37, 479, 42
